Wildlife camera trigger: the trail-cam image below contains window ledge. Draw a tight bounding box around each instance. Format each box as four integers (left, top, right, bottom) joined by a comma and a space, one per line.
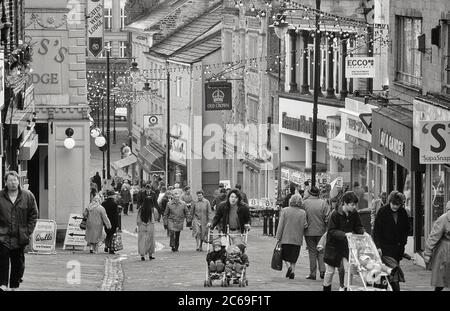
393, 81, 422, 93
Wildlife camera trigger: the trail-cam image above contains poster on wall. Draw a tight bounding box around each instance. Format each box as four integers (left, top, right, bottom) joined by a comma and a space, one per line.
419, 120, 450, 164
87, 0, 104, 57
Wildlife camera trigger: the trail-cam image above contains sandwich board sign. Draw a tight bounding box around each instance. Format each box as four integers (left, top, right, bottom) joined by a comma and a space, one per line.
30, 219, 57, 254
63, 214, 87, 250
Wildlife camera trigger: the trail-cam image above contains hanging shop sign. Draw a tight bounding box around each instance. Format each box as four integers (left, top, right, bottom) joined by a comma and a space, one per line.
30, 219, 57, 254
419, 120, 450, 164
345, 57, 375, 78
372, 109, 417, 170
204, 82, 232, 111
143, 114, 163, 130
219, 180, 231, 189
87, 0, 104, 57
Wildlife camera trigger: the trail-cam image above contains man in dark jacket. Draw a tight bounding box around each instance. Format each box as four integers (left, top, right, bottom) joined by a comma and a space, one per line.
283, 185, 296, 208
208, 189, 251, 237
373, 190, 410, 291
102, 190, 120, 254
323, 191, 364, 291
93, 172, 102, 193
234, 184, 248, 204
0, 171, 38, 291
212, 188, 227, 211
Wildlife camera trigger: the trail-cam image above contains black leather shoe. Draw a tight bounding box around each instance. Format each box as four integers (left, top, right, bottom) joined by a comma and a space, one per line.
149, 256, 155, 260
285, 267, 292, 278
306, 275, 316, 280
289, 273, 295, 279
104, 247, 109, 253
320, 272, 325, 279
141, 256, 145, 261
323, 285, 332, 291
109, 250, 115, 254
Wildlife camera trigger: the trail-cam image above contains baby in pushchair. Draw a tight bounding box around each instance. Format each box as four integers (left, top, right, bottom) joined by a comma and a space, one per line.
206, 240, 226, 273
224, 243, 249, 278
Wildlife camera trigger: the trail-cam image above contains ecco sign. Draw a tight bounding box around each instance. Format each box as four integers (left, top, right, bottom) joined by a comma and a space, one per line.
419, 120, 450, 164
345, 57, 375, 78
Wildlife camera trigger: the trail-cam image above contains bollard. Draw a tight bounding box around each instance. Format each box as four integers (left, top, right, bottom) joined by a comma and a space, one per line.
274, 205, 280, 236
263, 207, 269, 235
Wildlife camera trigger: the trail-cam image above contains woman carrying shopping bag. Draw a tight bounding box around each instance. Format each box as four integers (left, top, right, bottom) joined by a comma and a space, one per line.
424, 200, 450, 291
275, 194, 308, 279
137, 193, 158, 261
84, 189, 111, 254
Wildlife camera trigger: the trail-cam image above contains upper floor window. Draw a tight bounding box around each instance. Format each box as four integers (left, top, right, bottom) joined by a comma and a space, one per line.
248, 34, 258, 60
248, 96, 258, 123
176, 77, 182, 97
120, 5, 127, 30
119, 41, 127, 57
446, 25, 450, 93
396, 16, 422, 88
224, 31, 233, 63
104, 8, 112, 30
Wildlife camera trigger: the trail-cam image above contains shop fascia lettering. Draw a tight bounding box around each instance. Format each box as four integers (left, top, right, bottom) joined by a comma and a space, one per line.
379, 129, 404, 157
282, 113, 327, 137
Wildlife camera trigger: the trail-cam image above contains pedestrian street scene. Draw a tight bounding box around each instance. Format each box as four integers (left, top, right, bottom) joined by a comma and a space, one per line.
0, 0, 449, 295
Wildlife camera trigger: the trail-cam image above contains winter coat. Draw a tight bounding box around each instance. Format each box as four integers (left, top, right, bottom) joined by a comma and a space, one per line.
240, 192, 248, 204
93, 175, 102, 193
324, 209, 364, 267
304, 195, 330, 237
102, 198, 119, 230
373, 204, 410, 262
84, 198, 111, 244
212, 193, 227, 208
163, 200, 189, 232
206, 248, 226, 263
120, 187, 132, 204
211, 201, 251, 234
282, 193, 293, 208
276, 206, 308, 246
0, 188, 38, 248
424, 210, 450, 288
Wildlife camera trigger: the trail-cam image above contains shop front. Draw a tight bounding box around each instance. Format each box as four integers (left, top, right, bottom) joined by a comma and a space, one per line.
413, 96, 450, 244
372, 107, 424, 252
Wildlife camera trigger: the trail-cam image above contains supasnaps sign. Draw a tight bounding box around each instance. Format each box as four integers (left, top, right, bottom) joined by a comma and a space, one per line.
205, 82, 232, 111
87, 0, 104, 57
419, 120, 450, 164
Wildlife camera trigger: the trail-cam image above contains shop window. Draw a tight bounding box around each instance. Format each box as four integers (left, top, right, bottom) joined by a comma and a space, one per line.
431, 164, 447, 222
395, 16, 422, 88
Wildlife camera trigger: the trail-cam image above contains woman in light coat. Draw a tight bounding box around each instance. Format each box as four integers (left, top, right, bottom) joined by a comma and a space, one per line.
424, 200, 450, 291
84, 190, 112, 253
137, 195, 157, 261
276, 194, 308, 279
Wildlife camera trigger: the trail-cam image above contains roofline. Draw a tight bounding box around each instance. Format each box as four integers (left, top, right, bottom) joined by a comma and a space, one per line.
168, 45, 221, 64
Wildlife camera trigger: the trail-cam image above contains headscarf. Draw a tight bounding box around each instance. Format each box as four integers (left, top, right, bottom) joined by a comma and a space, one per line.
88, 195, 103, 210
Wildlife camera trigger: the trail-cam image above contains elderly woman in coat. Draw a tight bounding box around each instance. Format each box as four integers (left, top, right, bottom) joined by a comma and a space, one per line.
84, 190, 111, 253
191, 190, 212, 252
424, 200, 450, 291
163, 188, 189, 252
276, 194, 308, 279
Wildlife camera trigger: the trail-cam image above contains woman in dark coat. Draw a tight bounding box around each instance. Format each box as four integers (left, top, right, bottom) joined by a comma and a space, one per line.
373, 191, 410, 291
102, 190, 120, 254
323, 191, 364, 291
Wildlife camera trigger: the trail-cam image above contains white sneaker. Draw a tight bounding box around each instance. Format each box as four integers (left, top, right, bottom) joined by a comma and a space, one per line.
339, 286, 347, 291
0, 285, 9, 291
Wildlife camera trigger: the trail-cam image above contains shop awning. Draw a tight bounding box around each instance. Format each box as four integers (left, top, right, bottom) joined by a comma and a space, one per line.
111, 154, 137, 171
329, 131, 366, 160
137, 142, 166, 173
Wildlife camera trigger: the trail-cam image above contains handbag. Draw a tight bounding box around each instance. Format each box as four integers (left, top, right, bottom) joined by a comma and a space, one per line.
271, 242, 283, 271
112, 231, 123, 252
79, 209, 88, 230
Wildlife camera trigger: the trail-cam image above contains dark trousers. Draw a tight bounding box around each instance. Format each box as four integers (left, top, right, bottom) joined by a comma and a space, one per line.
169, 230, 181, 250
0, 244, 25, 288
305, 236, 325, 277
104, 228, 116, 250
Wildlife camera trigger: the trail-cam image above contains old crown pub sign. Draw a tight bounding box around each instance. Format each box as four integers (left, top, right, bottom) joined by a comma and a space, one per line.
88, 0, 104, 57
205, 82, 232, 111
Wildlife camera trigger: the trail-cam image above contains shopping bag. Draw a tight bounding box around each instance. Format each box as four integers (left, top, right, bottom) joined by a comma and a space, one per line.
271, 242, 283, 271
112, 232, 123, 252
79, 217, 87, 230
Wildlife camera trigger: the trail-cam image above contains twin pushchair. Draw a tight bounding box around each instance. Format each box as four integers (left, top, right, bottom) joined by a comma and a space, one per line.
203, 226, 249, 288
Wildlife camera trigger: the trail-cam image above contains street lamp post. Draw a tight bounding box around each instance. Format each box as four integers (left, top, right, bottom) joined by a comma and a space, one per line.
101, 97, 106, 180
106, 49, 111, 180
166, 68, 170, 187
311, 0, 321, 188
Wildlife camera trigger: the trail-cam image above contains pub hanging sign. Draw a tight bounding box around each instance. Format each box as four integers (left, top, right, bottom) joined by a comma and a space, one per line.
205, 82, 232, 111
